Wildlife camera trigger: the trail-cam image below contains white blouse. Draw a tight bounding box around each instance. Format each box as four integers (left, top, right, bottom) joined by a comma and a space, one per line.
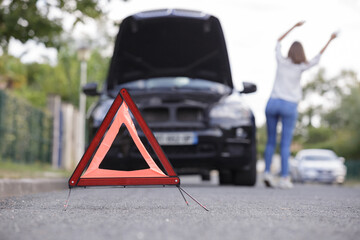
270, 42, 321, 103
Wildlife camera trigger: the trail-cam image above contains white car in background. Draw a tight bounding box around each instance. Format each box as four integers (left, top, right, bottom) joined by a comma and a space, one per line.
290, 149, 347, 184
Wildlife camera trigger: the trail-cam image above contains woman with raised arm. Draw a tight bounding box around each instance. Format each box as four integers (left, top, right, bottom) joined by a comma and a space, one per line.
263, 21, 337, 189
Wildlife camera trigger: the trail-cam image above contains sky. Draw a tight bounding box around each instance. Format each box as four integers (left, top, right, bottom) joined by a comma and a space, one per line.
9, 0, 360, 126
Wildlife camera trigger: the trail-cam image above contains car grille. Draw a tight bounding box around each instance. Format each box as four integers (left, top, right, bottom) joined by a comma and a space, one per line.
177, 107, 204, 121
142, 108, 169, 122
142, 106, 205, 123
129, 142, 217, 159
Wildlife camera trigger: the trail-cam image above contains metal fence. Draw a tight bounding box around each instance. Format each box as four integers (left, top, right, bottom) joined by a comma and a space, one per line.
0, 90, 52, 164
345, 160, 360, 180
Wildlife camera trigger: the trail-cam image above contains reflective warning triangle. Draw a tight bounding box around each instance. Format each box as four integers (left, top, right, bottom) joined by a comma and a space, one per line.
68, 88, 180, 187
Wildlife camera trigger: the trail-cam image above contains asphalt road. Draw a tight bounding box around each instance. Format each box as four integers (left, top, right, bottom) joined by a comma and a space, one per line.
1, 176, 359, 240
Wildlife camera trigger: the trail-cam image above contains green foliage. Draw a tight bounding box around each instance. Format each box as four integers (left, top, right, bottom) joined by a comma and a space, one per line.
303, 126, 333, 145
323, 87, 360, 130
53, 47, 81, 105
332, 130, 359, 158
12, 47, 110, 108
294, 69, 360, 160
85, 49, 110, 107
322, 87, 360, 159
0, 0, 104, 51
256, 124, 267, 158
0, 54, 27, 88
0, 46, 110, 108
0, 0, 114, 106
303, 68, 342, 97
301, 126, 335, 150
87, 50, 109, 87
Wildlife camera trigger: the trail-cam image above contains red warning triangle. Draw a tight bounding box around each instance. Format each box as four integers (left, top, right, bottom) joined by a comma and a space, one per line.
69, 88, 180, 187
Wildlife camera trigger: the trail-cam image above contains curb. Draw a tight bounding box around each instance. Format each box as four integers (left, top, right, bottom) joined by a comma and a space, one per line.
0, 178, 68, 198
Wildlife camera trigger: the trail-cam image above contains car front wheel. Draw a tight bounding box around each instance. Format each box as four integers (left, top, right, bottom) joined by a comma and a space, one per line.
233, 127, 257, 186
233, 158, 256, 186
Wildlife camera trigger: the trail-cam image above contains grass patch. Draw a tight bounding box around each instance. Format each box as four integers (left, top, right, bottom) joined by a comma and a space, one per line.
0, 161, 71, 179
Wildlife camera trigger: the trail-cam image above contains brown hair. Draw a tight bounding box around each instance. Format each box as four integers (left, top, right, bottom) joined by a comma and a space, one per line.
288, 41, 307, 64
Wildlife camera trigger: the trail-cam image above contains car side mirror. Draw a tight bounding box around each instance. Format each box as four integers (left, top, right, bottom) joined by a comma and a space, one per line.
83, 82, 100, 96
338, 157, 345, 163
239, 82, 257, 94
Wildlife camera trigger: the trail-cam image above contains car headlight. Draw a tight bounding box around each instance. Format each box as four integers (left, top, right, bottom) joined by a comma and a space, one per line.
334, 166, 346, 176
209, 102, 252, 127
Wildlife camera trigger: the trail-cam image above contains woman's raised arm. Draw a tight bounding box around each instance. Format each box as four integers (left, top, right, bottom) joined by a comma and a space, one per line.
278, 21, 305, 42
320, 32, 337, 54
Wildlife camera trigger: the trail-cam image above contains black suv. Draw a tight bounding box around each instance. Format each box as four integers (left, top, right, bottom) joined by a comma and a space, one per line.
83, 9, 257, 186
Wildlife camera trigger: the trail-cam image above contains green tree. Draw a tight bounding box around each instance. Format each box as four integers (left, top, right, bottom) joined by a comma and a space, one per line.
0, 0, 104, 52
300, 68, 341, 128
0, 54, 27, 88
256, 124, 267, 158
294, 69, 360, 159
322, 83, 360, 159
17, 47, 110, 108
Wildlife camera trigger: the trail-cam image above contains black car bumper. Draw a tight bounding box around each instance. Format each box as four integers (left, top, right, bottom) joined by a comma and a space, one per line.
91, 125, 255, 173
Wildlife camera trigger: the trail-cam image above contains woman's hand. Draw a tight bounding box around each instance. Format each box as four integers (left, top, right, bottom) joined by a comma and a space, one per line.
294, 21, 305, 27
278, 21, 305, 41
320, 32, 338, 54
330, 32, 338, 40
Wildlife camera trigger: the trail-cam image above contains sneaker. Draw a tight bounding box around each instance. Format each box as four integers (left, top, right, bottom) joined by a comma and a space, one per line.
278, 177, 293, 189
263, 172, 275, 188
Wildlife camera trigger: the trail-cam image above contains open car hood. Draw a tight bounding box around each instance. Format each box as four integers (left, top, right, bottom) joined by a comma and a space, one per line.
106, 9, 233, 90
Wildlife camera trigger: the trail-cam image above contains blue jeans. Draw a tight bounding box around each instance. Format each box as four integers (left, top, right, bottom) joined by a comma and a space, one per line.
264, 98, 298, 177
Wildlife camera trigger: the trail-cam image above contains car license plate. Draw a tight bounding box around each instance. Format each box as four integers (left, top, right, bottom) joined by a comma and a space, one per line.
154, 132, 198, 146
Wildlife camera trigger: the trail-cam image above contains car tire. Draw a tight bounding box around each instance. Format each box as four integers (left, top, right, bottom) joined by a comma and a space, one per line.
219, 170, 233, 185
233, 124, 257, 186
233, 158, 257, 186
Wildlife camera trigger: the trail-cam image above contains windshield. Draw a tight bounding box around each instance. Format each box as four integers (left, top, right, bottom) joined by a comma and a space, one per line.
113, 77, 231, 94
